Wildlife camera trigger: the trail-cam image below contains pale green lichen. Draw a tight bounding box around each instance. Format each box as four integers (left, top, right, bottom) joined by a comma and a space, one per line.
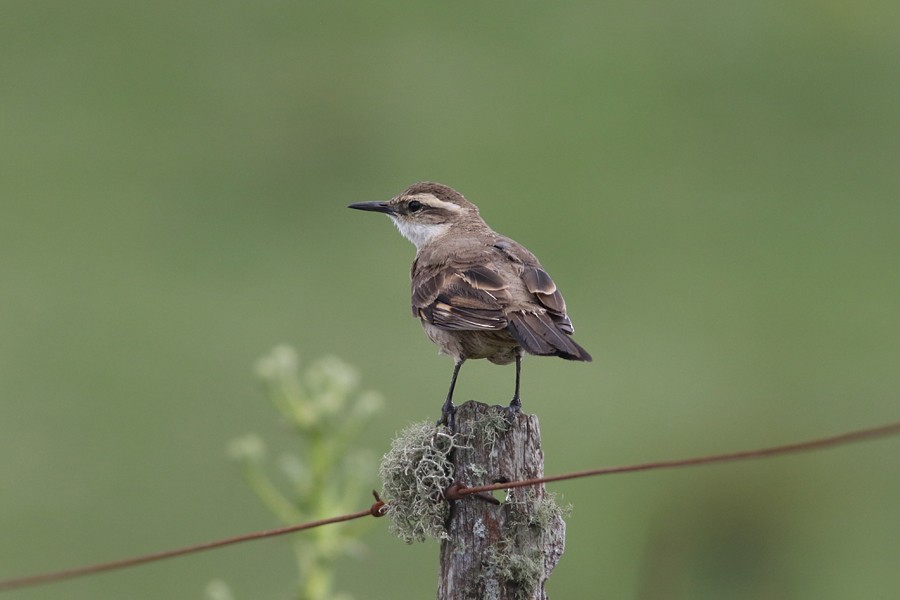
472, 408, 511, 452
479, 490, 571, 598
468, 462, 488, 478
507, 489, 571, 531
485, 545, 544, 600
379, 421, 461, 543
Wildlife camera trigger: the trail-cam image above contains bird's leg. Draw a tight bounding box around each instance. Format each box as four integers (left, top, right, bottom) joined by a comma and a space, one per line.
438, 359, 464, 428
508, 353, 522, 413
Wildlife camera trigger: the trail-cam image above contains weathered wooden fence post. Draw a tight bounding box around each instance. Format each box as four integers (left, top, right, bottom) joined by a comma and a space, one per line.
437, 400, 566, 600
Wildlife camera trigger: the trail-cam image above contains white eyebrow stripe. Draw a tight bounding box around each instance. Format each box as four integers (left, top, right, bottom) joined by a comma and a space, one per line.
420, 194, 462, 212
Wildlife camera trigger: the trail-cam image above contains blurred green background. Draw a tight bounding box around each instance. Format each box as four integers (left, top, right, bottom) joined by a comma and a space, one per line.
2, 1, 899, 598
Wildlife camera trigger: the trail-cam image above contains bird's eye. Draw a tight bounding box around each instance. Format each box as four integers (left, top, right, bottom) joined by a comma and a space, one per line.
407, 200, 424, 213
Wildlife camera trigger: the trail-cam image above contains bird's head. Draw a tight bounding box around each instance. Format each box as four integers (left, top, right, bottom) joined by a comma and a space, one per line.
349, 182, 481, 249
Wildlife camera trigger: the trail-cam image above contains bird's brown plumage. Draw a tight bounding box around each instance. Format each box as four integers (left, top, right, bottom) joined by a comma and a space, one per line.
403, 183, 591, 364
349, 181, 591, 421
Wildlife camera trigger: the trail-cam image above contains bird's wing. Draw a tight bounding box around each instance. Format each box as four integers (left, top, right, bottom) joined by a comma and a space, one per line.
412, 261, 510, 331
489, 237, 591, 360
520, 264, 574, 333
492, 238, 574, 333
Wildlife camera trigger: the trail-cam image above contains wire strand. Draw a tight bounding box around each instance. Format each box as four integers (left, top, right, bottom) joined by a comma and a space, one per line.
0, 508, 376, 592
1, 420, 897, 593
455, 420, 900, 497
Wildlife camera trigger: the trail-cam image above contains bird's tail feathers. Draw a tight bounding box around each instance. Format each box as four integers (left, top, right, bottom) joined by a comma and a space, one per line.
507, 312, 592, 362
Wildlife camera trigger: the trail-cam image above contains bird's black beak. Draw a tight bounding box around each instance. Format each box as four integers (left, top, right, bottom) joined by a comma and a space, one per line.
348, 201, 395, 215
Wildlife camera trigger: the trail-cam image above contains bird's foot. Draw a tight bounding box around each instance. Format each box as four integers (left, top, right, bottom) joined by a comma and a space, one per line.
503, 395, 522, 423
437, 401, 457, 431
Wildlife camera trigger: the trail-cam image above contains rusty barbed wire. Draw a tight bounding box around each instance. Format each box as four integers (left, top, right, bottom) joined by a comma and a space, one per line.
1, 421, 898, 593
0, 493, 387, 593
450, 420, 900, 498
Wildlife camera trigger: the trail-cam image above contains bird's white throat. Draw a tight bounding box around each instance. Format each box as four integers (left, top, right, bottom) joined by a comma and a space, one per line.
389, 217, 451, 250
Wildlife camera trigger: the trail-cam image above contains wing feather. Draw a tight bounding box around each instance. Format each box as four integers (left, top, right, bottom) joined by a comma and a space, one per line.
458, 265, 508, 291
412, 239, 589, 362
413, 262, 509, 331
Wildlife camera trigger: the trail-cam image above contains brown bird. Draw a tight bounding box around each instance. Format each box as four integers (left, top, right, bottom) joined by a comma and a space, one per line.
349, 182, 591, 424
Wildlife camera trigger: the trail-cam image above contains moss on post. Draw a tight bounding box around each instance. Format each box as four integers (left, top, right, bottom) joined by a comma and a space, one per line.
441, 401, 567, 600
379, 401, 567, 599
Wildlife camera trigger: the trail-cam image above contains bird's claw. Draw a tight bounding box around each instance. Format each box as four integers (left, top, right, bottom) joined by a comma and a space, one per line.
502, 396, 522, 423
437, 401, 457, 431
